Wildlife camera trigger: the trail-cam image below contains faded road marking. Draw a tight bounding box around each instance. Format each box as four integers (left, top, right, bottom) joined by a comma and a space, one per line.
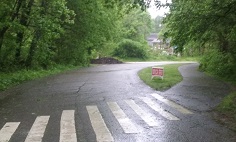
86, 106, 114, 142
151, 94, 193, 114
0, 122, 20, 142
25, 116, 49, 142
60, 110, 77, 142
140, 97, 180, 120
125, 99, 159, 127
107, 102, 140, 133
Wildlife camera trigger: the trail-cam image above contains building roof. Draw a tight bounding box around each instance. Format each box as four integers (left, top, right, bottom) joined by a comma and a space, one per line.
146, 33, 158, 41
152, 39, 161, 43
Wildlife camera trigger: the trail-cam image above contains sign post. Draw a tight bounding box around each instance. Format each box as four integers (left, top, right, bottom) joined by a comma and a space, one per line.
152, 67, 164, 80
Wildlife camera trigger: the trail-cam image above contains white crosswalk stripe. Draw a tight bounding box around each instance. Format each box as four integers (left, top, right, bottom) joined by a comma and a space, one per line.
140, 97, 180, 120
60, 110, 77, 142
86, 106, 114, 142
0, 122, 20, 142
107, 102, 140, 133
151, 94, 193, 114
25, 116, 50, 142
0, 95, 193, 141
125, 99, 159, 127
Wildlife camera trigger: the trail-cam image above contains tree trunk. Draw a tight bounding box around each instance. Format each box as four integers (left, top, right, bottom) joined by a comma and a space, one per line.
0, 27, 8, 56
218, 33, 229, 53
0, 0, 24, 58
15, 32, 24, 62
25, 0, 46, 68
25, 31, 40, 68
15, 0, 34, 63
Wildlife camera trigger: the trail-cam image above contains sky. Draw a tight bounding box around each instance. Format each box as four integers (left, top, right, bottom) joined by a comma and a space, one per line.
147, 0, 171, 19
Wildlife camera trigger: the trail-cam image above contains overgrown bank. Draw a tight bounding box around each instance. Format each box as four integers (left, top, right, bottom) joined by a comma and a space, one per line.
0, 65, 79, 91
215, 91, 236, 132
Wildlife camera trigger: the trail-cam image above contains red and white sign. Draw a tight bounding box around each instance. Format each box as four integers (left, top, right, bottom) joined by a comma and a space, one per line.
152, 67, 164, 79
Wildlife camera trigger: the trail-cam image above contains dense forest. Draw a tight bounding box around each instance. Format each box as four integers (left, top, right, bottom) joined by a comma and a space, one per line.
0, 0, 155, 72
1, 0, 236, 80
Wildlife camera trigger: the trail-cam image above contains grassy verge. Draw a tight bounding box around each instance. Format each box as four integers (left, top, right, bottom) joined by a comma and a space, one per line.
203, 71, 236, 131
215, 91, 236, 131
119, 56, 199, 62
0, 65, 80, 91
149, 55, 200, 62
138, 64, 184, 91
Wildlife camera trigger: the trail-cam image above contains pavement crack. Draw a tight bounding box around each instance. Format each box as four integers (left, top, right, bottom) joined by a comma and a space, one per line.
75, 81, 88, 110
76, 82, 86, 94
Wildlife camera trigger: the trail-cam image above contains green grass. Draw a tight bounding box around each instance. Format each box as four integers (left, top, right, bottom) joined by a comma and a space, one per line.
119, 56, 199, 62
203, 69, 236, 131
0, 65, 80, 91
117, 57, 147, 62
138, 64, 184, 91
217, 92, 236, 112
204, 71, 236, 131
215, 91, 236, 131
149, 55, 200, 61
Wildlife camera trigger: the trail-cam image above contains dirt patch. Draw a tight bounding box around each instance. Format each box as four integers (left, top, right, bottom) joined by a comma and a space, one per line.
91, 57, 123, 64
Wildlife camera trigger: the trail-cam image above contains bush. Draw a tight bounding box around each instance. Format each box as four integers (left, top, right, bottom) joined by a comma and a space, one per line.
217, 92, 236, 112
113, 39, 148, 59
200, 49, 236, 79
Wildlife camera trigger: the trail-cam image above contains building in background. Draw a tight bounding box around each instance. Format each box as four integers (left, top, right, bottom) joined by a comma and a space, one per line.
146, 33, 173, 55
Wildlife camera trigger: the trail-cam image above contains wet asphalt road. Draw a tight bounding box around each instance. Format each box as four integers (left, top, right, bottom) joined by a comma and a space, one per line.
0, 62, 235, 142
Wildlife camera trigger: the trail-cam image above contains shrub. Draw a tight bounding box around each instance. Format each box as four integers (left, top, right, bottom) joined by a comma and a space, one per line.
113, 39, 148, 59
200, 49, 236, 79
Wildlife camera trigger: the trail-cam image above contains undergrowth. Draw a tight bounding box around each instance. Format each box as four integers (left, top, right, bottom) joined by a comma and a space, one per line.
0, 65, 79, 91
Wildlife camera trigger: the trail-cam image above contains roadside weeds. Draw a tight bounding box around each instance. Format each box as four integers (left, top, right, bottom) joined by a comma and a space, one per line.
214, 91, 236, 132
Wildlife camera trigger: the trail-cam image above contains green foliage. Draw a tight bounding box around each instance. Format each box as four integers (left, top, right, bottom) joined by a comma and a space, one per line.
217, 92, 236, 113
162, 0, 236, 81
105, 7, 152, 59
216, 91, 236, 131
0, 0, 155, 72
151, 16, 164, 33
138, 64, 183, 91
163, 0, 236, 53
0, 65, 79, 91
0, 0, 75, 70
164, 0, 236, 128
121, 8, 152, 42
200, 49, 236, 79
113, 39, 148, 59
149, 54, 177, 61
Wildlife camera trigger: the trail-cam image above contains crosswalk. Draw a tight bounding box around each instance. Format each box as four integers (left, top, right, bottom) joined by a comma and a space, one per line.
60, 110, 77, 142
25, 116, 50, 142
0, 122, 20, 142
86, 106, 114, 142
0, 94, 193, 142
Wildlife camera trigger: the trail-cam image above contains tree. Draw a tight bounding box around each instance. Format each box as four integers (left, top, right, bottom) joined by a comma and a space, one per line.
0, 0, 23, 53
122, 8, 152, 42
0, 0, 161, 71
15, 0, 34, 64
25, 0, 74, 68
0, 0, 74, 70
152, 16, 163, 33
163, 0, 236, 78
